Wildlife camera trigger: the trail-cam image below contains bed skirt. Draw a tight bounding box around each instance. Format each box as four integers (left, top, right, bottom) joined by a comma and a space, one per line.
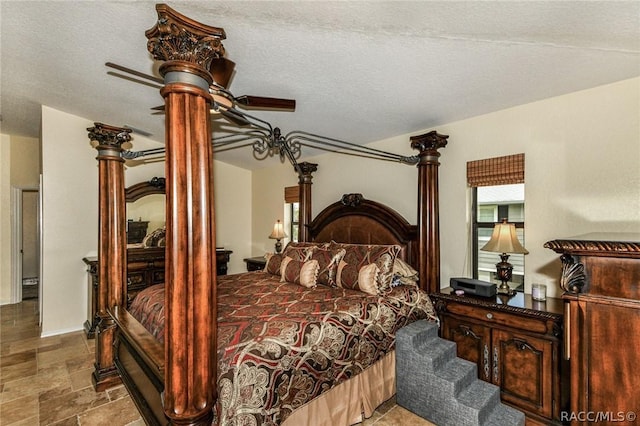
282, 351, 396, 426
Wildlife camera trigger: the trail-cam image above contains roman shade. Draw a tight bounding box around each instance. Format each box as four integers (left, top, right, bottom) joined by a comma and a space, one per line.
284, 185, 300, 203
467, 153, 524, 187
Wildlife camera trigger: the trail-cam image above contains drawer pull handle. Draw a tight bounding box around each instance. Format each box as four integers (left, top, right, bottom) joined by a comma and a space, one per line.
486, 313, 493, 319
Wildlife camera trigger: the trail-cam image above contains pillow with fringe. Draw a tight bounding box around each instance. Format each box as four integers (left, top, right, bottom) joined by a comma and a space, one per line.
330, 241, 401, 294
280, 256, 320, 288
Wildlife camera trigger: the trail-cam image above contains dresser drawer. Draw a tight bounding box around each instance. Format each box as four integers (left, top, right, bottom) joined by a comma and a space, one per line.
152, 270, 165, 284
127, 272, 146, 290
446, 302, 549, 334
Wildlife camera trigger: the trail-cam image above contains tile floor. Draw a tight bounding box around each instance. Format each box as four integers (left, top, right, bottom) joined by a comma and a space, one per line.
0, 300, 434, 425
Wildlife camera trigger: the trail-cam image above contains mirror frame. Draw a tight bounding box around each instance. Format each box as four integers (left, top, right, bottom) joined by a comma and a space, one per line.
125, 177, 166, 202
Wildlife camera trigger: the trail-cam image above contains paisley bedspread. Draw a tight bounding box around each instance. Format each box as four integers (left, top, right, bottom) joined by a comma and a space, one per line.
129, 271, 437, 425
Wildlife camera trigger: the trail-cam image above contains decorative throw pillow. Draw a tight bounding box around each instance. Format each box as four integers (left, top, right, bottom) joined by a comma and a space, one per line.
307, 248, 346, 287
280, 256, 320, 288
391, 257, 419, 287
264, 253, 283, 275
355, 263, 380, 295
142, 227, 166, 248
330, 242, 401, 294
281, 242, 318, 262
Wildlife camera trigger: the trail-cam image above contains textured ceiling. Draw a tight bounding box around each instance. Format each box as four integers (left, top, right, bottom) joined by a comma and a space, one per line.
1, 1, 639, 169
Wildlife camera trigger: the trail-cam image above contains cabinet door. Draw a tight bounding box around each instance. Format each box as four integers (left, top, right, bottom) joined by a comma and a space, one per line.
441, 316, 492, 382
492, 329, 553, 419
576, 298, 640, 424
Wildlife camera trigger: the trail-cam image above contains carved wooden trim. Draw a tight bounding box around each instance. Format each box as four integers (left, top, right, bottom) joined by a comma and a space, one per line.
145, 4, 226, 70
410, 130, 449, 163
544, 237, 640, 259
559, 253, 586, 294
341, 193, 363, 207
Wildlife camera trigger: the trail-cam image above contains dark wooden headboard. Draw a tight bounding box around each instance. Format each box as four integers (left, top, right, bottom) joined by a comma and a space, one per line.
307, 193, 419, 269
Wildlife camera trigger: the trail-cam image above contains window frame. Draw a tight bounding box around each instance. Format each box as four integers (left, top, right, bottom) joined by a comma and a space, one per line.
289, 202, 299, 243
471, 186, 525, 282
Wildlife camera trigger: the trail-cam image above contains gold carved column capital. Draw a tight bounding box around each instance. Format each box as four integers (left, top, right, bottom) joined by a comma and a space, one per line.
145, 4, 226, 71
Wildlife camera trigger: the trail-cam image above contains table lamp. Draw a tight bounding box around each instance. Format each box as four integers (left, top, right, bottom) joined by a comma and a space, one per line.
268, 220, 287, 254
480, 218, 528, 295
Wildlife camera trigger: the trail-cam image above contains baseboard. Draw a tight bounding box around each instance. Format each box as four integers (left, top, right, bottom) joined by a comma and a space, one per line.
40, 325, 84, 338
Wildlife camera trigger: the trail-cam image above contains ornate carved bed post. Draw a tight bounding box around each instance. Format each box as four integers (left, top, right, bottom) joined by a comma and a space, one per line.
87, 123, 131, 391
410, 131, 448, 294
297, 162, 318, 242
146, 4, 224, 425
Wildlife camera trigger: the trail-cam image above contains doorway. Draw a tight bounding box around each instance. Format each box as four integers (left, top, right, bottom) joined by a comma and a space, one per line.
12, 187, 40, 303
21, 190, 39, 300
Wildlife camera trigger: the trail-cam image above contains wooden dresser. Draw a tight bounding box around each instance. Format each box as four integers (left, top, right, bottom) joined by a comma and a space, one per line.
83, 247, 232, 337
545, 233, 640, 425
430, 289, 568, 425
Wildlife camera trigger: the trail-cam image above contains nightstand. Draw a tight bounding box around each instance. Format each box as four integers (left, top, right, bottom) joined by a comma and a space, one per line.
429, 288, 569, 425
243, 256, 266, 272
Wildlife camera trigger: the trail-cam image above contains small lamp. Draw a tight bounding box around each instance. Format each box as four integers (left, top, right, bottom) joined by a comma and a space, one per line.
480, 218, 529, 295
268, 220, 288, 254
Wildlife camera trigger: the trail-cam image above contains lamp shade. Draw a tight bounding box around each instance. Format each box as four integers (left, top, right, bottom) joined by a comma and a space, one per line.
480, 219, 529, 255
268, 220, 288, 240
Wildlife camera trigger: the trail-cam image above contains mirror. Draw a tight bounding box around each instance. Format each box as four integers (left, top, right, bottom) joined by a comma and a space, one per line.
125, 177, 166, 246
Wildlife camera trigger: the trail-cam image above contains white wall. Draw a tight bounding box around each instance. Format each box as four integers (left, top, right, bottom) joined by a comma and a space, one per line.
213, 161, 252, 274
0, 133, 42, 304
41, 107, 97, 335
0, 135, 11, 304
437, 77, 640, 298
251, 77, 640, 299
40, 107, 252, 336
251, 163, 301, 255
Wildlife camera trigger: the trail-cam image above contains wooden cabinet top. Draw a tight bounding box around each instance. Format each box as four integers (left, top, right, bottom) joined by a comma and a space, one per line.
544, 232, 640, 258
431, 287, 564, 318
545, 233, 640, 297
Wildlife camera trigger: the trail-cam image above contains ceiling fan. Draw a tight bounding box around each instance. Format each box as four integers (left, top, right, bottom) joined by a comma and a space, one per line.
105, 59, 296, 126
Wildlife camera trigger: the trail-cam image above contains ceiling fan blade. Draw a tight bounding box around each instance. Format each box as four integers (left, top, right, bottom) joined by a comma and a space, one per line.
235, 95, 296, 111
209, 57, 235, 88
107, 72, 163, 90
150, 105, 165, 115
218, 108, 251, 127
105, 62, 163, 85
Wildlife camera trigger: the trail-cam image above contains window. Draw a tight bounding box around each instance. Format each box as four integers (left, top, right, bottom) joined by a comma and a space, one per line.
289, 202, 299, 242
467, 154, 525, 290
284, 186, 300, 243
472, 184, 525, 288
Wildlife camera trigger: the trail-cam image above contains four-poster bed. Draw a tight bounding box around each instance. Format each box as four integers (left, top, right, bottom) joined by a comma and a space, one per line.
87, 4, 448, 425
